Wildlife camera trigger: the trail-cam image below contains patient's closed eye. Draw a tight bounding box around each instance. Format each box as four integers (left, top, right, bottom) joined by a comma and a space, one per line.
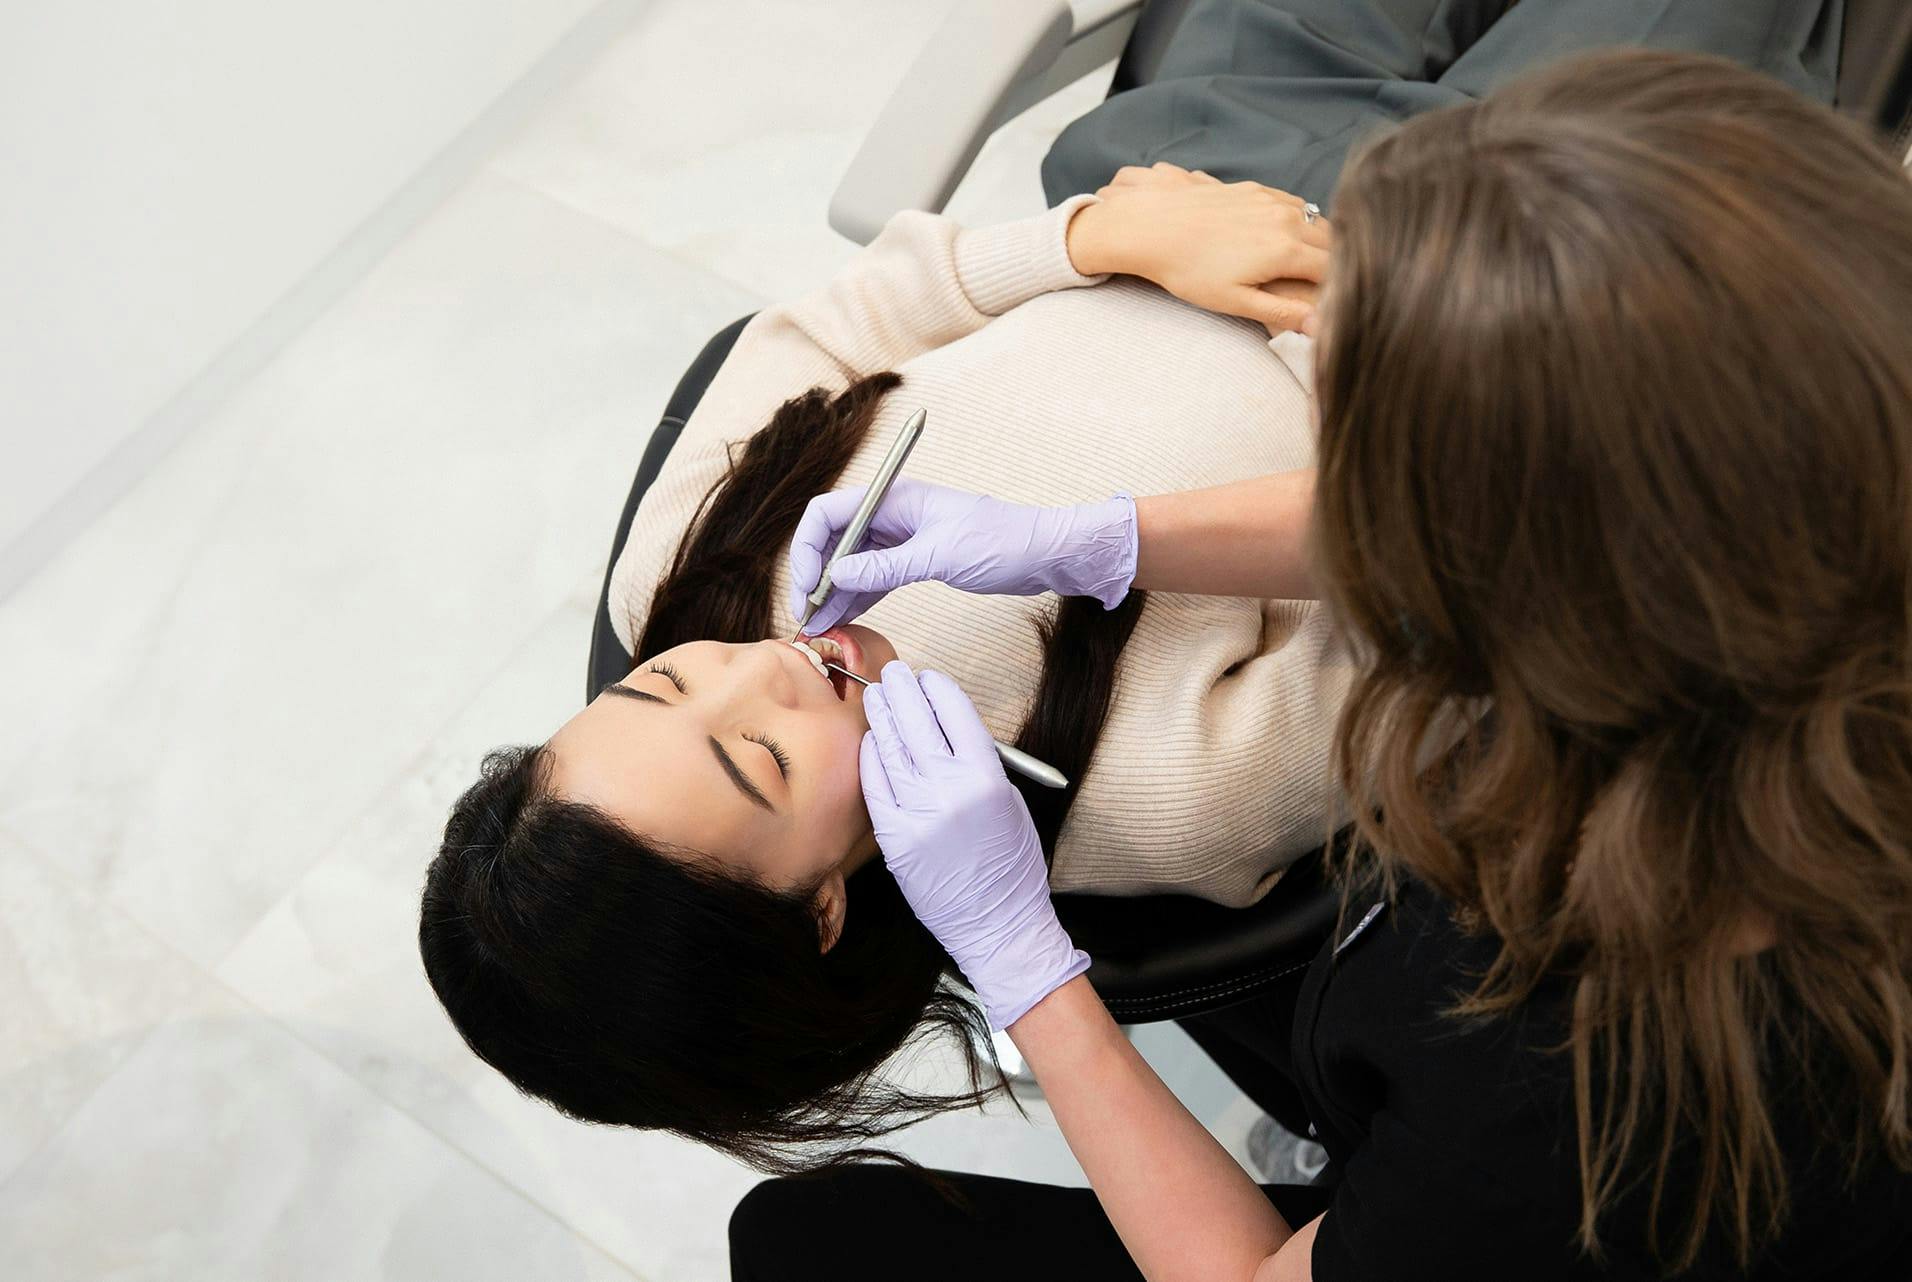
648, 662, 688, 694
746, 732, 792, 779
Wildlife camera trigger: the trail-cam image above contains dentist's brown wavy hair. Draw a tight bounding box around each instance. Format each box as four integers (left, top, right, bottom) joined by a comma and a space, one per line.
1314, 49, 1912, 1269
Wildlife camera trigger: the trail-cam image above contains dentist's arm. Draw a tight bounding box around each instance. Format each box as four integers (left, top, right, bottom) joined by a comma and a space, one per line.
859, 663, 1319, 1282
788, 469, 1317, 634
1012, 976, 1323, 1282
1131, 468, 1318, 600
785, 166, 1330, 632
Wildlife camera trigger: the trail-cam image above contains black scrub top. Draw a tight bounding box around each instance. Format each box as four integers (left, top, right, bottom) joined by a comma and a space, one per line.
1290, 875, 1912, 1280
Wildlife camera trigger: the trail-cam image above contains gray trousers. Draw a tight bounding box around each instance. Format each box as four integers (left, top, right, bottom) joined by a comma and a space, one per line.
1041, 0, 1844, 206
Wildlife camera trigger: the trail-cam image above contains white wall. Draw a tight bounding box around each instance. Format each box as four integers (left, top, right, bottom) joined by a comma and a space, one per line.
0, 0, 627, 594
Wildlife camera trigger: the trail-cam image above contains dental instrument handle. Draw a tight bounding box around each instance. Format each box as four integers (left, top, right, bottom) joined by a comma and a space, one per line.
993, 740, 1071, 791
797, 408, 927, 635
825, 663, 1070, 790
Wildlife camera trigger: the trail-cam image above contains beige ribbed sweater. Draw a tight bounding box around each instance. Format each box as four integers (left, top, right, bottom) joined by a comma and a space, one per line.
609, 196, 1352, 906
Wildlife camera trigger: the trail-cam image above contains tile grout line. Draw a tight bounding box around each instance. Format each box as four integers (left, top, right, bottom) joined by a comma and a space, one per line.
482, 165, 788, 307
219, 976, 656, 1282
67, 160, 795, 980
4, 578, 571, 1018
207, 586, 670, 1262
0, 0, 662, 608
4, 577, 591, 981
0, 830, 195, 1195
0, 822, 656, 1282
478, 56, 1116, 309
218, 584, 608, 976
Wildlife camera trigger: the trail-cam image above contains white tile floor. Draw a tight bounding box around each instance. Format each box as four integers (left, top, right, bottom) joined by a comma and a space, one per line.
0, 3, 1259, 1277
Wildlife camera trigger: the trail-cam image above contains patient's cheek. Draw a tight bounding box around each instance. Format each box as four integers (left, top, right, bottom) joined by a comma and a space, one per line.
823, 729, 872, 833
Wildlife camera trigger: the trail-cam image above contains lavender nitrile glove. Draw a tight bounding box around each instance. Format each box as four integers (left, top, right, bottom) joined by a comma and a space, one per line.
788, 478, 1139, 634
859, 661, 1090, 1031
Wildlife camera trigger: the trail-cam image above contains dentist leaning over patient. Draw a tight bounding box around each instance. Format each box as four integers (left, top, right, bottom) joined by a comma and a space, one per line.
754, 52, 1912, 1282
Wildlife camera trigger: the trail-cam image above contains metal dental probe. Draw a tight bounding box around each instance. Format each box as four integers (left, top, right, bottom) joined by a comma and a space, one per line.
794, 407, 927, 638
824, 662, 1071, 791
788, 406, 1065, 789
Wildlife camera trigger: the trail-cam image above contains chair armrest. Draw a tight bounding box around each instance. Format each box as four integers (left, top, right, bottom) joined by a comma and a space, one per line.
829, 0, 1143, 244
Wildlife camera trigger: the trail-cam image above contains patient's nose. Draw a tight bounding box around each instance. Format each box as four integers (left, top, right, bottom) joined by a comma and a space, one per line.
723, 640, 801, 712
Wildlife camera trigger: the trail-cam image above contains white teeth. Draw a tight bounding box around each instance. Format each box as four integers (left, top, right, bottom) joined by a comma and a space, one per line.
786, 639, 829, 678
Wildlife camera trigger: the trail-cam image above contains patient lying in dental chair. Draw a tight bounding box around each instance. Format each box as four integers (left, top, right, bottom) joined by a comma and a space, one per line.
593, 192, 1349, 908
416, 0, 1856, 1175
418, 189, 1348, 1167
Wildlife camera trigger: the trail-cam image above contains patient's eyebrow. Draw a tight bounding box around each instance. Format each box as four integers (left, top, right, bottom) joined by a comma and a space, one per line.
598, 681, 773, 813
708, 736, 775, 813
601, 682, 667, 705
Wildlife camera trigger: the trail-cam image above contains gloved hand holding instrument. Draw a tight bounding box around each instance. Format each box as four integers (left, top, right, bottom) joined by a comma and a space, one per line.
808, 467, 1328, 1279
859, 659, 1089, 1031
787, 479, 1141, 636
857, 657, 1300, 1279
791, 409, 1081, 791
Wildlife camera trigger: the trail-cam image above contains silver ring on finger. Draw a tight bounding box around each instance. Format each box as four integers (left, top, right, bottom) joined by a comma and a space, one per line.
1302, 201, 1322, 225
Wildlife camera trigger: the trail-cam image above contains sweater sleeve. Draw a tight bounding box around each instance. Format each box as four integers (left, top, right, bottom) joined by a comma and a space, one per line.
795, 192, 1110, 376
683, 192, 1108, 439
606, 196, 1109, 652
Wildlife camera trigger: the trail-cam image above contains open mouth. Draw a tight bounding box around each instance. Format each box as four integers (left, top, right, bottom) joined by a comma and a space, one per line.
789, 630, 863, 701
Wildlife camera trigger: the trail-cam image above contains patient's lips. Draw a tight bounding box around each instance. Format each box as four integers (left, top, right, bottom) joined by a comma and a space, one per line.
796, 629, 868, 702
811, 628, 864, 683
786, 638, 829, 679
787, 637, 850, 701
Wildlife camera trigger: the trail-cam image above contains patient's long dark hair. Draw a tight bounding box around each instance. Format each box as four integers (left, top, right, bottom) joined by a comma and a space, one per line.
420, 373, 1143, 1172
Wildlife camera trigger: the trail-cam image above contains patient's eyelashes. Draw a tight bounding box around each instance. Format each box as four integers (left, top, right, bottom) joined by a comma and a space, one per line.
745, 732, 792, 779
647, 661, 688, 694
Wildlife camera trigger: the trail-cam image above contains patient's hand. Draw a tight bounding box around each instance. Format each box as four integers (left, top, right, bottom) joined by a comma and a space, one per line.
1065, 162, 1330, 335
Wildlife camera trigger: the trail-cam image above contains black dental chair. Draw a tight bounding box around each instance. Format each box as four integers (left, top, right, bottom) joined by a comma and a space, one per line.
587, 0, 1912, 1024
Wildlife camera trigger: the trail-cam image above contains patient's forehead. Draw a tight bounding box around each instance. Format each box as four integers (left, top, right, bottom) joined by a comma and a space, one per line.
545, 695, 769, 868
